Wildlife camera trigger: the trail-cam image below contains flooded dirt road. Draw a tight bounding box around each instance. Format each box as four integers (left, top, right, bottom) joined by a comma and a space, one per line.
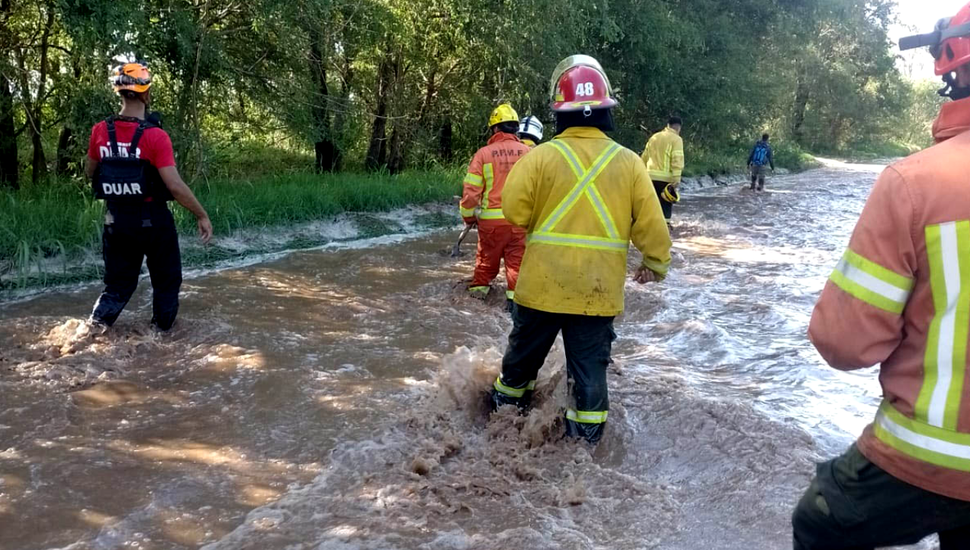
1, 161, 930, 549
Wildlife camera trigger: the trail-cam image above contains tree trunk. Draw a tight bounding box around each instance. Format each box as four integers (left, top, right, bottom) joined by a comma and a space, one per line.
29, 7, 56, 183
438, 118, 453, 162
55, 126, 73, 175
365, 47, 395, 171
0, 74, 17, 189
309, 32, 339, 173
791, 73, 810, 145
0, 0, 16, 189
387, 124, 405, 174
330, 50, 355, 173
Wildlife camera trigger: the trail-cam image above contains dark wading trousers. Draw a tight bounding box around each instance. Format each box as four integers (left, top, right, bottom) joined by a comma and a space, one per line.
652, 180, 674, 220
489, 304, 616, 444
91, 206, 182, 331
792, 444, 970, 550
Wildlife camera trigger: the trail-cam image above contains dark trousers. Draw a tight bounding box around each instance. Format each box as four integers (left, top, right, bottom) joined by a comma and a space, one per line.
792, 444, 970, 550
490, 304, 616, 443
91, 208, 182, 330
750, 164, 767, 189
652, 180, 673, 220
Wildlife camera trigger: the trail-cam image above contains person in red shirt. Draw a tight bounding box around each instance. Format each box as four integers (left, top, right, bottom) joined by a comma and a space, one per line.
85, 62, 212, 331
459, 103, 531, 310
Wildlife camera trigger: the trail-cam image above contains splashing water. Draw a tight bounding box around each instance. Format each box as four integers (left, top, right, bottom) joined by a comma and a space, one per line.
0, 161, 938, 549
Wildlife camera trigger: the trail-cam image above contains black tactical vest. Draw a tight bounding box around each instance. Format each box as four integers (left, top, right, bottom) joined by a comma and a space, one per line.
93, 116, 172, 203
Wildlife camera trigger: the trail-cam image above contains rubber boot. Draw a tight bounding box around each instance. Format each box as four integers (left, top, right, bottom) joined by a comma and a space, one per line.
488, 388, 532, 413
565, 419, 605, 444
468, 286, 489, 300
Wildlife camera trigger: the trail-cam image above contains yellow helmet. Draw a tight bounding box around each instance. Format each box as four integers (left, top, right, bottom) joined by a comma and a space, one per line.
488, 103, 519, 128
661, 184, 680, 203
112, 62, 152, 94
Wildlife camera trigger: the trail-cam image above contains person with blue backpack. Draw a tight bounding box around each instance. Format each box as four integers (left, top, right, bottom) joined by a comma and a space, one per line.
747, 133, 774, 191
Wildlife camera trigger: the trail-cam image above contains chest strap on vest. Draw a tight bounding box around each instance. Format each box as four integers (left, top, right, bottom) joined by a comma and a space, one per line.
106, 119, 120, 157
106, 116, 151, 158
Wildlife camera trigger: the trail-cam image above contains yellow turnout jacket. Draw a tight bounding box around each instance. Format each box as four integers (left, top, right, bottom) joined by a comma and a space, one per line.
502, 127, 672, 316
641, 127, 684, 184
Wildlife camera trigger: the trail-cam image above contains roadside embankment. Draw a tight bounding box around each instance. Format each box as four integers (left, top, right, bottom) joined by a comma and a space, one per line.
1, 169, 462, 291
0, 147, 829, 293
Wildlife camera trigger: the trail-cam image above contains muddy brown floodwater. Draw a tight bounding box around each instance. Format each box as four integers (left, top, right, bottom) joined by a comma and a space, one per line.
0, 161, 938, 549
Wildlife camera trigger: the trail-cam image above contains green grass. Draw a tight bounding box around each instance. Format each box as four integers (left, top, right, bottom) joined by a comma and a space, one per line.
813, 141, 918, 162
683, 142, 819, 177
1, 168, 462, 290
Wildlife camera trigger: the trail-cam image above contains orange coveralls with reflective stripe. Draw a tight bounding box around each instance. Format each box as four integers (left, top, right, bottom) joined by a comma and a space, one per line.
460, 132, 532, 297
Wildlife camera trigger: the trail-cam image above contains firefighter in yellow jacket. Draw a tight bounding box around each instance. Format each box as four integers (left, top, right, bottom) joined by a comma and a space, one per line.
489, 55, 672, 444
641, 116, 685, 222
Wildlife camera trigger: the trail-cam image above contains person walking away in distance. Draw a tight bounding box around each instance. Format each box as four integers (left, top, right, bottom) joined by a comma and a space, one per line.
86, 62, 212, 332
792, 4, 970, 547
491, 55, 672, 444
747, 133, 774, 191
518, 116, 544, 148
641, 116, 684, 225
459, 104, 532, 310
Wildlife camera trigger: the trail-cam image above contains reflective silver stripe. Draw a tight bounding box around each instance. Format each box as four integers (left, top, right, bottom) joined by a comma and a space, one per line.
480, 209, 505, 220
585, 186, 620, 239
917, 221, 970, 431
493, 376, 536, 398
566, 409, 608, 423
549, 140, 584, 177
528, 232, 628, 251
877, 407, 970, 461
540, 142, 621, 233
833, 256, 910, 305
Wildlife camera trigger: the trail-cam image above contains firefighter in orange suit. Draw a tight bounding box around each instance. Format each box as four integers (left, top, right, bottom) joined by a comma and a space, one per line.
460, 104, 532, 309
792, 4, 970, 548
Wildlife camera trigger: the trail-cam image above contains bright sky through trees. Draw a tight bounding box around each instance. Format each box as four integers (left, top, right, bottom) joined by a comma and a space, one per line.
893, 0, 967, 77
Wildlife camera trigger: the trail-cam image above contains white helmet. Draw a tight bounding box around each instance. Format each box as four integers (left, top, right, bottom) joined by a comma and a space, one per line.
518, 115, 543, 142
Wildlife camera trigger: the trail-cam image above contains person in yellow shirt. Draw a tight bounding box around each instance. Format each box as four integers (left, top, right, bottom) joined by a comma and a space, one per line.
641, 116, 685, 223
490, 55, 672, 444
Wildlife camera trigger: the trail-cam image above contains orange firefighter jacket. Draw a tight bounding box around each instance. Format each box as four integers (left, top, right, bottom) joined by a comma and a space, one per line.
809, 98, 970, 501
460, 133, 531, 227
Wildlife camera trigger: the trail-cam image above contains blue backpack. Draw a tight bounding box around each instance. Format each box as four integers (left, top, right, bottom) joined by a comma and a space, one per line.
751, 142, 770, 166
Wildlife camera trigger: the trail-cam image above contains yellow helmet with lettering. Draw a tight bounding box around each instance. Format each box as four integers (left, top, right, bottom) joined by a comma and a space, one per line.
488, 103, 519, 128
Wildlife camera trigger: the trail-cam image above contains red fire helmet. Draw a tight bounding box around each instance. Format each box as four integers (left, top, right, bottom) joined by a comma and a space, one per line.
549, 55, 617, 113
935, 2, 970, 75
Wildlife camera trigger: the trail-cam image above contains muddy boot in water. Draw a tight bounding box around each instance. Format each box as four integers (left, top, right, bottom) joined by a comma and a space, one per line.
488, 387, 532, 413
564, 418, 605, 445
468, 286, 489, 300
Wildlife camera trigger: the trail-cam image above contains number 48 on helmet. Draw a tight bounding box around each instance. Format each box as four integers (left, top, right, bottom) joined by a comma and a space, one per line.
549, 55, 617, 113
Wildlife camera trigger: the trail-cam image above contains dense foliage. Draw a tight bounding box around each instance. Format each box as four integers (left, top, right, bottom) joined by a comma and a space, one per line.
0, 0, 944, 189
